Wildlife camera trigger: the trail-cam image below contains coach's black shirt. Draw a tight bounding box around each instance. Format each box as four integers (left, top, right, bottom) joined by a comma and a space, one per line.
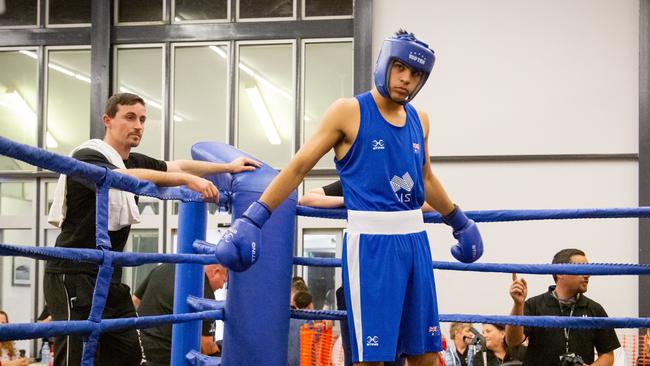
521, 286, 620, 365
45, 148, 167, 281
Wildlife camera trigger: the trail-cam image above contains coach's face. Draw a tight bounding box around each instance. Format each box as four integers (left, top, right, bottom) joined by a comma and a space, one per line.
104, 103, 146, 149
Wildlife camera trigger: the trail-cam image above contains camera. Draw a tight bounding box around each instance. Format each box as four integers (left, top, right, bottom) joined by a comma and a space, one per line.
559, 353, 585, 366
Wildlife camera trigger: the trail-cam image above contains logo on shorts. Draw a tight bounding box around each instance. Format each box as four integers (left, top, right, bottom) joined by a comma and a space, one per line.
366, 336, 380, 347
372, 139, 385, 150
390, 172, 414, 203
428, 326, 440, 336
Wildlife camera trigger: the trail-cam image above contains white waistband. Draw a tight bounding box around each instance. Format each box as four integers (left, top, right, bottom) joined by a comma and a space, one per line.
347, 209, 425, 235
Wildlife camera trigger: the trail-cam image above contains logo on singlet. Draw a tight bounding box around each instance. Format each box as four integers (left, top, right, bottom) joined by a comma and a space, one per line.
372, 139, 385, 150
428, 326, 440, 336
390, 172, 414, 203
366, 336, 380, 347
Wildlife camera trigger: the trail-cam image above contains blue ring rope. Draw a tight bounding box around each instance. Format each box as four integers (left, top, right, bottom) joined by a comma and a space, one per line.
290, 310, 650, 329
293, 256, 650, 275
297, 205, 650, 222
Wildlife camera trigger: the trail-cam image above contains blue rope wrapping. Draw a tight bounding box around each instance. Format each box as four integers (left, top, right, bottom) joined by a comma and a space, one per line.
293, 256, 650, 275
186, 350, 220, 366
297, 205, 650, 223
187, 296, 225, 313
0, 310, 223, 342
290, 309, 650, 329
0, 243, 220, 265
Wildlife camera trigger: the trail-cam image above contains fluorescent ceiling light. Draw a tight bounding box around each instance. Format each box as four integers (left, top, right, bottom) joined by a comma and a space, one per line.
3, 91, 59, 149
18, 51, 185, 123
210, 46, 293, 100
245, 85, 281, 145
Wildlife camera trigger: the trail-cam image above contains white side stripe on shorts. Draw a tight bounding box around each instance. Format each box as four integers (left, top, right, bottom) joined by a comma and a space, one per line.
346, 232, 364, 362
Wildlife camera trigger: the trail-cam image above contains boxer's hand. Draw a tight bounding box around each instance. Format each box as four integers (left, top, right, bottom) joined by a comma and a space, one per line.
442, 205, 484, 263
214, 200, 271, 272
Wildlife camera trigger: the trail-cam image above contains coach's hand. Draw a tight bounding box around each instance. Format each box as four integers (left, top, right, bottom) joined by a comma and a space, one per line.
214, 200, 271, 272
442, 205, 483, 263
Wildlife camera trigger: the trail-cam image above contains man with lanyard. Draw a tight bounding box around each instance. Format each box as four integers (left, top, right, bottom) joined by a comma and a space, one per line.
506, 248, 620, 365
212, 30, 484, 366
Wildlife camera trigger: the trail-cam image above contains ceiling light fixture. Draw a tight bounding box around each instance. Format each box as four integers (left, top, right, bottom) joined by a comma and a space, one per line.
245, 85, 281, 145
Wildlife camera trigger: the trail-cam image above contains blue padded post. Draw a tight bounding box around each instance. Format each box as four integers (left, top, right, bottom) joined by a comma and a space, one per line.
171, 202, 207, 366
192, 142, 297, 366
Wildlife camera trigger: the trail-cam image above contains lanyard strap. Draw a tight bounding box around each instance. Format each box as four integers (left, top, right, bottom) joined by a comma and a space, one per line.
562, 304, 575, 353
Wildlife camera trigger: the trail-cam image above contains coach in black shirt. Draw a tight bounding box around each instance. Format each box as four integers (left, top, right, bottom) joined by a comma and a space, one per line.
44, 93, 259, 366
506, 248, 620, 366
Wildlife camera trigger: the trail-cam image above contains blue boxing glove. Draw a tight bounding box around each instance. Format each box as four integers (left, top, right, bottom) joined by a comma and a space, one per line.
215, 200, 271, 272
442, 205, 483, 263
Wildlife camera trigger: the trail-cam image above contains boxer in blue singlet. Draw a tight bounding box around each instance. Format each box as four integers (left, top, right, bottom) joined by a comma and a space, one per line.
214, 29, 485, 366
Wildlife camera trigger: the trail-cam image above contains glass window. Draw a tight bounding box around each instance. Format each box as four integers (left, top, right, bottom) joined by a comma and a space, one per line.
48, 0, 90, 25
0, 229, 35, 354
117, 0, 164, 23
0, 182, 33, 216
0, 50, 38, 171
300, 229, 341, 310
174, 0, 227, 22
115, 46, 164, 159
44, 181, 58, 215
303, 41, 353, 169
237, 43, 294, 168
122, 229, 159, 291
304, 0, 352, 18
44, 229, 60, 246
0, 0, 38, 27
137, 197, 160, 216
172, 45, 229, 160
46, 49, 91, 155
302, 178, 339, 196
238, 0, 293, 19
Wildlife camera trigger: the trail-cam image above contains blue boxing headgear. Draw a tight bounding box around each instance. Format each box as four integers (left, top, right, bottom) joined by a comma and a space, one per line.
373, 31, 435, 104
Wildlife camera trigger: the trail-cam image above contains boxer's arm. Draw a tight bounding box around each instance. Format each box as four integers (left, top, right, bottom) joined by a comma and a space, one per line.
259, 98, 355, 210
418, 111, 455, 216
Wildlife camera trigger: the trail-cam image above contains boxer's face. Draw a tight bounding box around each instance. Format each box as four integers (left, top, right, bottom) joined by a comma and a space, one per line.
388, 60, 423, 103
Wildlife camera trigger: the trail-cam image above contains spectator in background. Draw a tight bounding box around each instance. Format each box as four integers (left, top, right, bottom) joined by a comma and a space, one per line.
288, 291, 314, 366
443, 322, 477, 366
0, 310, 29, 366
291, 276, 309, 309
133, 263, 228, 365
506, 248, 620, 366
472, 324, 525, 366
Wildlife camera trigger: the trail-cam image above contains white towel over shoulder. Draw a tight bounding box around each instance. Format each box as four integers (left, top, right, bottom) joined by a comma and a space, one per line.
47, 139, 141, 231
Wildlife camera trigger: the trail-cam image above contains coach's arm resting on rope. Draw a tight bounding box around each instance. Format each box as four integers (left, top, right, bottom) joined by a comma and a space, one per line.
116, 157, 260, 201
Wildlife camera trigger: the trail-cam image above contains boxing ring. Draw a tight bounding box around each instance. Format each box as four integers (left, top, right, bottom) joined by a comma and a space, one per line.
0, 135, 649, 366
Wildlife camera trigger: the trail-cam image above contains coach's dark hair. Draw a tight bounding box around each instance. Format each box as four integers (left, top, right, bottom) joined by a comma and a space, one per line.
552, 248, 586, 282
104, 93, 145, 118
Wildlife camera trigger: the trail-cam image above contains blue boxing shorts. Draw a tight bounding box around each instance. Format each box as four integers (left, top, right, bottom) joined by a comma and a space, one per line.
342, 209, 442, 363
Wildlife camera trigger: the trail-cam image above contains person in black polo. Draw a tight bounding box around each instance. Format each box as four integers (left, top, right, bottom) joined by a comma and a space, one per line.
133, 263, 228, 366
505, 248, 620, 366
